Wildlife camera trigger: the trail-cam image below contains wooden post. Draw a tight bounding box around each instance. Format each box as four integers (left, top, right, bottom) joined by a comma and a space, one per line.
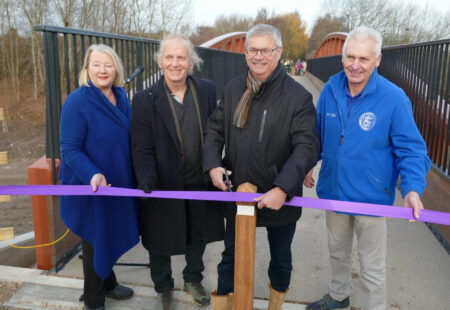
0, 108, 7, 133
234, 182, 257, 310
0, 152, 7, 165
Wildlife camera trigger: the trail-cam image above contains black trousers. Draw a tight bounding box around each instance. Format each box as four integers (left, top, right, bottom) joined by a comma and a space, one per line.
149, 198, 206, 293
149, 243, 206, 293
82, 239, 118, 308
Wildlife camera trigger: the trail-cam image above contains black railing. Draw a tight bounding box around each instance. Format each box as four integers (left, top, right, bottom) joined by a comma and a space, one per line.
307, 39, 450, 178
306, 55, 342, 83
34, 25, 246, 183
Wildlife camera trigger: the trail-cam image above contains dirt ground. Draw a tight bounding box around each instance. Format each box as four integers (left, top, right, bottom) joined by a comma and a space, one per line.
0, 76, 46, 236
0, 116, 45, 236
0, 282, 23, 309
0, 132, 45, 236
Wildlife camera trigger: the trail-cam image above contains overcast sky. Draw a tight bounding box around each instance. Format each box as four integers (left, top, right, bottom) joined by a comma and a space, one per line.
193, 0, 450, 34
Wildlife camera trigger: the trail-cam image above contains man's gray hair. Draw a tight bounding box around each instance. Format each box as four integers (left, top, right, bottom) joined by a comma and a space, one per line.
343, 26, 382, 57
246, 24, 282, 48
156, 34, 203, 74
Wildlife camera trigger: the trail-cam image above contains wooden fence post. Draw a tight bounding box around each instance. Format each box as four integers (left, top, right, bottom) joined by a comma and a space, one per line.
0, 108, 7, 133
234, 182, 257, 310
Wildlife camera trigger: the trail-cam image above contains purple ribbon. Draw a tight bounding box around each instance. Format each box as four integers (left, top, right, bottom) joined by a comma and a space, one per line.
1, 185, 449, 226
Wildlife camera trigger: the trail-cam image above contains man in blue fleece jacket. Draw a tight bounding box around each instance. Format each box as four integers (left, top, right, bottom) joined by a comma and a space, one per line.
304, 27, 430, 310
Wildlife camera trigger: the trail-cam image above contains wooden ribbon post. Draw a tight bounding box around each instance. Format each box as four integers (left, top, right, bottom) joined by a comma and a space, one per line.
234, 182, 257, 310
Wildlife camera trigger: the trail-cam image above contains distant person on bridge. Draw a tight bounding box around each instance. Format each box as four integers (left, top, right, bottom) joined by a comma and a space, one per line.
204, 24, 320, 310
295, 60, 304, 76
59, 44, 138, 310
130, 34, 224, 309
304, 26, 430, 310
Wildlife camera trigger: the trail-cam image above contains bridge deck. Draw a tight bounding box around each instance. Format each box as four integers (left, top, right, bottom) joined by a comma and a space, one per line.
1, 75, 449, 310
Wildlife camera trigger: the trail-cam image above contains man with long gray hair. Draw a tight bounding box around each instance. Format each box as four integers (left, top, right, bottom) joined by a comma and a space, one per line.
304, 26, 430, 310
131, 34, 224, 309
204, 24, 320, 309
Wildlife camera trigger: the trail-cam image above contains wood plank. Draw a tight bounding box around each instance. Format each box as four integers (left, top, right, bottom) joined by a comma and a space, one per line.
0, 227, 14, 240
0, 108, 7, 133
0, 152, 7, 165
234, 182, 257, 310
0, 195, 12, 202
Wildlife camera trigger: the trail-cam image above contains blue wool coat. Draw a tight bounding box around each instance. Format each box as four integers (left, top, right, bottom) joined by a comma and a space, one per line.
59, 83, 139, 279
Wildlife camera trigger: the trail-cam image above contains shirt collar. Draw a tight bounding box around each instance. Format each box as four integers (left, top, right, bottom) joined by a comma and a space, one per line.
345, 81, 363, 99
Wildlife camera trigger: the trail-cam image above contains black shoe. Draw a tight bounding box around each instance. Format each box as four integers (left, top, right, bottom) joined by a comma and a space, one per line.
105, 284, 134, 300
83, 305, 105, 310
306, 294, 350, 310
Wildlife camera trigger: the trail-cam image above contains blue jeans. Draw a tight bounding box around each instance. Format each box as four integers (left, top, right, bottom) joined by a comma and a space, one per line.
217, 219, 296, 294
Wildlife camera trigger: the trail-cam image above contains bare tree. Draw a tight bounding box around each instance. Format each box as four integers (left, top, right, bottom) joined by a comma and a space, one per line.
19, 0, 48, 98
214, 14, 253, 34
129, 0, 158, 36
2, 0, 20, 101
52, 0, 76, 27
157, 0, 194, 37
316, 0, 450, 48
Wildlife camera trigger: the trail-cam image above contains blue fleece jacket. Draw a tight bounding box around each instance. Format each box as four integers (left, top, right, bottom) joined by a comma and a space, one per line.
316, 69, 430, 206
59, 83, 139, 279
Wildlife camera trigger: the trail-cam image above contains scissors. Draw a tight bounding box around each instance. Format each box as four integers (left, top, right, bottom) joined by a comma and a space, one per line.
224, 168, 232, 192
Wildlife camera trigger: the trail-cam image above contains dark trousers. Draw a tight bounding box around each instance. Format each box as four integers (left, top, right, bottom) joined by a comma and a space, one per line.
217, 219, 296, 295
81, 239, 118, 308
149, 198, 206, 293
149, 243, 206, 293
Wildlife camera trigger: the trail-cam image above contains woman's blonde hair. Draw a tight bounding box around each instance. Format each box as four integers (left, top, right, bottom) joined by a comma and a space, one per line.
78, 44, 124, 87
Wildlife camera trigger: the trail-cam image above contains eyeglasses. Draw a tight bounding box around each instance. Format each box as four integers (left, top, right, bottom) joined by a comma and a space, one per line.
245, 47, 280, 57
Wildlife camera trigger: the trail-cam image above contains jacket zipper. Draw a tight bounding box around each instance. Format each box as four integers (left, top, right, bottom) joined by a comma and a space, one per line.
332, 90, 346, 197
258, 109, 267, 143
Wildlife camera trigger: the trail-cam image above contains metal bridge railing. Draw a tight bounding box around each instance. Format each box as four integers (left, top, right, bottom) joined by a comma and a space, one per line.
34, 25, 246, 183
307, 39, 450, 178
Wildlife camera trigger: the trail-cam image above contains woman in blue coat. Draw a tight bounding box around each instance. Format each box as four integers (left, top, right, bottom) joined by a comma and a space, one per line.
59, 44, 139, 310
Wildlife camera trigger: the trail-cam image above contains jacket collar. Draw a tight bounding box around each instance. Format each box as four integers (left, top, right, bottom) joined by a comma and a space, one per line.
330, 68, 379, 99
151, 76, 207, 147
241, 63, 285, 99
86, 82, 130, 131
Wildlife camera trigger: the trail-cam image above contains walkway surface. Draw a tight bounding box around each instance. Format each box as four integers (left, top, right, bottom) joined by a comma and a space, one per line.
1, 75, 449, 310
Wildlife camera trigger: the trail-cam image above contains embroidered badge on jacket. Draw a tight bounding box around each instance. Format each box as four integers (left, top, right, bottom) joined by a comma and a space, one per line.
359, 112, 376, 131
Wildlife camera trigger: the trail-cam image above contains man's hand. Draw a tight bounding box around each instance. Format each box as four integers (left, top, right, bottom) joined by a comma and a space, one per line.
138, 176, 156, 194
303, 169, 315, 188
403, 191, 424, 221
254, 187, 287, 210
90, 173, 110, 192
209, 167, 232, 191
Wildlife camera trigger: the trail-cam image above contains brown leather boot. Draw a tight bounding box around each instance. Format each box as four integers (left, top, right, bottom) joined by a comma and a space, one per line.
268, 283, 288, 310
210, 290, 233, 310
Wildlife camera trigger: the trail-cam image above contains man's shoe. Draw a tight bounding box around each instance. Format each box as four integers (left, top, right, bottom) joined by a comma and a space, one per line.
306, 294, 349, 310
83, 305, 105, 310
156, 290, 174, 310
105, 284, 134, 300
183, 281, 210, 306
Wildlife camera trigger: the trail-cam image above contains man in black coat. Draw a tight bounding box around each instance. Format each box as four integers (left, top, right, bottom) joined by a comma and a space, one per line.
203, 24, 320, 309
130, 34, 224, 309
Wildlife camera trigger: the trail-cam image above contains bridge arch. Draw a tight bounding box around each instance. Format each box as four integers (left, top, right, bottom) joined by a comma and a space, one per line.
314, 32, 347, 58
200, 32, 246, 53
